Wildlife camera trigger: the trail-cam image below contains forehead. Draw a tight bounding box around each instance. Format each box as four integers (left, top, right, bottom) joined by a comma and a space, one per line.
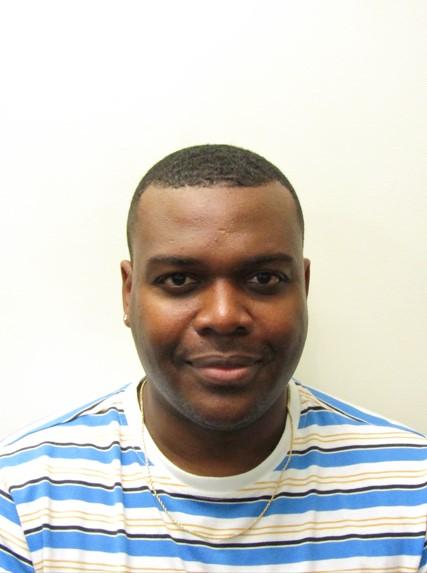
132, 182, 302, 263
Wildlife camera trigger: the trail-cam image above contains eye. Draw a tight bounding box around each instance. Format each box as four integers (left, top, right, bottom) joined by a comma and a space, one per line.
247, 271, 288, 290
166, 273, 189, 286
156, 272, 199, 290
249, 272, 278, 285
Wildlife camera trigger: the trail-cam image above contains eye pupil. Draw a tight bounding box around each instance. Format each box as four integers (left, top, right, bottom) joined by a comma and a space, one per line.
256, 272, 272, 284
171, 273, 187, 286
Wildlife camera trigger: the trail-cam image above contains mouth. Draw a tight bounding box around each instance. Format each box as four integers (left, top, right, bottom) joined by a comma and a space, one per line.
185, 354, 262, 385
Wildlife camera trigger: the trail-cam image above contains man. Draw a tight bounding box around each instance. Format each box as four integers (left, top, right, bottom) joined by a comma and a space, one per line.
0, 144, 426, 572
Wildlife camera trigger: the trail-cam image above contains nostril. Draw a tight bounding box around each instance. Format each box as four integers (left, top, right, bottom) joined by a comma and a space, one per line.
196, 323, 250, 337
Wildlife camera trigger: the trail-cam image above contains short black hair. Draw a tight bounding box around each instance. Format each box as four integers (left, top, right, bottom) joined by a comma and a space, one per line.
127, 144, 304, 257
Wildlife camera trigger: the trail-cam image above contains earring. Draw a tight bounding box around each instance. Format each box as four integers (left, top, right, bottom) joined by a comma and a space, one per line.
123, 313, 128, 323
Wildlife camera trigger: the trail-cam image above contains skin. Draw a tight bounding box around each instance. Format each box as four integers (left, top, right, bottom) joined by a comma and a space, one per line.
121, 182, 310, 476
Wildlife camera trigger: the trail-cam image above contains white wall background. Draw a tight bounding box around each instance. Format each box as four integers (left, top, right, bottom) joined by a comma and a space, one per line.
0, 0, 426, 437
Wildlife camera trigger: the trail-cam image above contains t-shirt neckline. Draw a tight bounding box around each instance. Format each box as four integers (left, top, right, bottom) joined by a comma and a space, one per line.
122, 378, 300, 494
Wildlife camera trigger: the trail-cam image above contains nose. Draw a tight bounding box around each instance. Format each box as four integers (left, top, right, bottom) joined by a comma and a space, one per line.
193, 280, 252, 336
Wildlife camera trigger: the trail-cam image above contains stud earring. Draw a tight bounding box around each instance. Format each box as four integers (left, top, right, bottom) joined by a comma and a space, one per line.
123, 313, 128, 323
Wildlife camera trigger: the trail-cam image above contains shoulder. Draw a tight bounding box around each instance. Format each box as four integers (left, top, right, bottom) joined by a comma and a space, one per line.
0, 384, 133, 488
293, 380, 427, 465
296, 380, 426, 436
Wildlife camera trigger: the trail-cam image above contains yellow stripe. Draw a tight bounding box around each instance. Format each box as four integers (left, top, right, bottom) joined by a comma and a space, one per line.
33, 558, 418, 573
21, 507, 426, 538
30, 464, 427, 497
294, 430, 426, 445
242, 467, 427, 491
0, 528, 29, 553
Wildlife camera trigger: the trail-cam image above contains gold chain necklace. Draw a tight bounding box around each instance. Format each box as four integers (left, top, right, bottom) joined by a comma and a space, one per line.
138, 378, 294, 540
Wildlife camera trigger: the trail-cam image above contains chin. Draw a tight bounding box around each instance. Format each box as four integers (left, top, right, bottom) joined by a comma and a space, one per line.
193, 416, 256, 432
181, 402, 266, 433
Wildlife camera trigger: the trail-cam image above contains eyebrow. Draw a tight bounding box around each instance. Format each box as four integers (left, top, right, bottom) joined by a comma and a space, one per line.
146, 253, 294, 268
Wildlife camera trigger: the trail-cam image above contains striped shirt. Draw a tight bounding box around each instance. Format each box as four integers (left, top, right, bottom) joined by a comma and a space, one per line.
0, 379, 426, 572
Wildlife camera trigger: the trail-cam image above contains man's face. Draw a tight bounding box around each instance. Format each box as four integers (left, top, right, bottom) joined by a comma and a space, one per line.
121, 182, 310, 431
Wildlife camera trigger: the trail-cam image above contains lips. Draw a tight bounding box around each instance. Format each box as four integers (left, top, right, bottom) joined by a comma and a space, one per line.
186, 354, 262, 384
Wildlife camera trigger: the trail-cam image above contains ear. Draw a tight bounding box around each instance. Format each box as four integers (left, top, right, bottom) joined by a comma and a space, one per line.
120, 260, 133, 326
303, 258, 310, 297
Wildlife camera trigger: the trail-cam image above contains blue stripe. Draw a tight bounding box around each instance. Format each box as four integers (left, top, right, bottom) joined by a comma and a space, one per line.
0, 490, 23, 525
299, 410, 364, 428
12, 481, 156, 508
12, 479, 427, 516
25, 529, 425, 565
270, 488, 427, 513
63, 409, 128, 428
0, 545, 34, 572
289, 446, 427, 469
1, 442, 142, 468
4, 439, 425, 474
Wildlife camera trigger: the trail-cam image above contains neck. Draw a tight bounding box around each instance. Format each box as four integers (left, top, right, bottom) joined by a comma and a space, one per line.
140, 381, 288, 477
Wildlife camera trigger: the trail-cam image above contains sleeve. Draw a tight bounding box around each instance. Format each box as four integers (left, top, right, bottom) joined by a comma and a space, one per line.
0, 482, 34, 573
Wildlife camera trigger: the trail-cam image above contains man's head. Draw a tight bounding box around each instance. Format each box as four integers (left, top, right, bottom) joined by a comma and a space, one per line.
121, 144, 309, 435
126, 144, 304, 259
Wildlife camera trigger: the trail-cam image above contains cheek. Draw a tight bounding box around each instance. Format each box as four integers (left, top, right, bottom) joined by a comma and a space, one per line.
132, 294, 193, 350
259, 300, 308, 345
